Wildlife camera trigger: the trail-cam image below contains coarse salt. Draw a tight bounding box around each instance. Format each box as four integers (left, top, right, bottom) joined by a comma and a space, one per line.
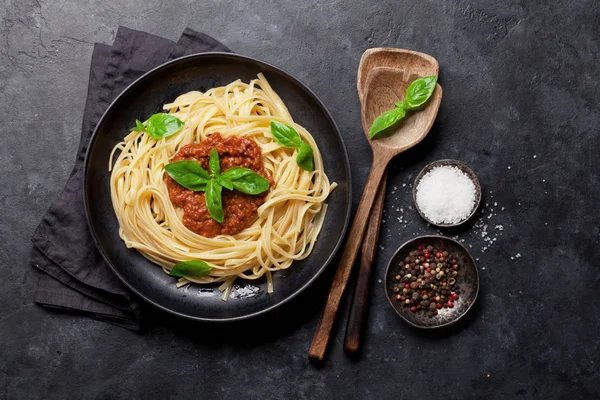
415, 165, 477, 225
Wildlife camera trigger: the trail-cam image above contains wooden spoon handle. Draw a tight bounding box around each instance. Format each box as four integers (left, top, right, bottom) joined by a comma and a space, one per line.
343, 169, 387, 354
309, 154, 391, 361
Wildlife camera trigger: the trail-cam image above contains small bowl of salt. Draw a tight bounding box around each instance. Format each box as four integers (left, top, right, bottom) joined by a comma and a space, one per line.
413, 159, 481, 227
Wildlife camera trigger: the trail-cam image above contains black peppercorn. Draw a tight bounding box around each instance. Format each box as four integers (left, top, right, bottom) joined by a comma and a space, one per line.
392, 244, 461, 318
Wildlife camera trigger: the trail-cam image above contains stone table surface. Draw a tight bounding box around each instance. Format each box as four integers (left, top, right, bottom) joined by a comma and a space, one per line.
1, 0, 599, 398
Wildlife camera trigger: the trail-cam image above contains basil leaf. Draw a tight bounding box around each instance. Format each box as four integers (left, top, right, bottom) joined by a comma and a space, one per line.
209, 147, 220, 176
369, 107, 407, 139
404, 76, 437, 110
221, 167, 270, 195
270, 121, 302, 148
131, 119, 145, 132
146, 113, 184, 140
164, 161, 210, 191
296, 141, 314, 171
205, 179, 224, 223
216, 175, 234, 190
169, 260, 212, 278
394, 101, 407, 110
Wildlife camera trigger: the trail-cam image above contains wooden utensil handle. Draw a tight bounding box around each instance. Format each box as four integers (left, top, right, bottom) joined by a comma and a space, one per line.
343, 170, 387, 354
308, 154, 391, 361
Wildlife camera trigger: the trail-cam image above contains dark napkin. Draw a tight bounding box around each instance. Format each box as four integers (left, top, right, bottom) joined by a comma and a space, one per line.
31, 27, 231, 330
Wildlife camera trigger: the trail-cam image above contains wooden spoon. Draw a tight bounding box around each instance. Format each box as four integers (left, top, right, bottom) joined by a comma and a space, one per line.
343, 49, 440, 355
309, 49, 442, 361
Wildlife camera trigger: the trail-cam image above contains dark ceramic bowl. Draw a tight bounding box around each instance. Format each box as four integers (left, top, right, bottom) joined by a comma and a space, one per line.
84, 53, 351, 322
412, 159, 482, 227
384, 236, 479, 329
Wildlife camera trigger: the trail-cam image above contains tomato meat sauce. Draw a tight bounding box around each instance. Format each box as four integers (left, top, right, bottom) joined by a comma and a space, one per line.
166, 133, 270, 238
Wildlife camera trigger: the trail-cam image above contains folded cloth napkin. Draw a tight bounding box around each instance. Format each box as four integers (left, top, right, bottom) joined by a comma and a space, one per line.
31, 27, 231, 330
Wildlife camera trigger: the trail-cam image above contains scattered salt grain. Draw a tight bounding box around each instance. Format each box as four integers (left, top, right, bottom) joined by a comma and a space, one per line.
507, 166, 511, 169
414, 166, 477, 225
533, 155, 537, 158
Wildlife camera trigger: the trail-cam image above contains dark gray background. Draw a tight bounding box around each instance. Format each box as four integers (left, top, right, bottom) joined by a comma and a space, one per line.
1, 0, 599, 398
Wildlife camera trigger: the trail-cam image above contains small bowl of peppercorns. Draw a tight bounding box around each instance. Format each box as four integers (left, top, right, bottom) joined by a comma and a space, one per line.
384, 235, 479, 329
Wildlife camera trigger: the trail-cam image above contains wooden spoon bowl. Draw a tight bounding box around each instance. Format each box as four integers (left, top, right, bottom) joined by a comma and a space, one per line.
357, 48, 440, 98
362, 67, 442, 151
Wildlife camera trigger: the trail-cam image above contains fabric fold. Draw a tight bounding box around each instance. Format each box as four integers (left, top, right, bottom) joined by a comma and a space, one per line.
31, 26, 231, 330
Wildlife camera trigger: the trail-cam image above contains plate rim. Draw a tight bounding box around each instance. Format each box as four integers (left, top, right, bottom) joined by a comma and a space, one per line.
82, 52, 352, 322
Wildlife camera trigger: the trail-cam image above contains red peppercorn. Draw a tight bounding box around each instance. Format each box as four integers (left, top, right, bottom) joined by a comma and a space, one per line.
426, 267, 431, 272
421, 290, 427, 295
424, 252, 429, 258
436, 252, 442, 258
447, 301, 454, 308
418, 246, 423, 251
405, 283, 410, 289
452, 293, 459, 300
437, 302, 442, 309
410, 306, 417, 312
439, 257, 444, 262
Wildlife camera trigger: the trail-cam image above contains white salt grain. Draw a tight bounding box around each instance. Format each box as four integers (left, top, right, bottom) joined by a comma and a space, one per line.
415, 166, 476, 225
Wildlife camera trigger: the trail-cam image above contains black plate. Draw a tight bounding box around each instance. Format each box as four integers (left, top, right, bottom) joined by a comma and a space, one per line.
84, 53, 351, 322
384, 236, 479, 328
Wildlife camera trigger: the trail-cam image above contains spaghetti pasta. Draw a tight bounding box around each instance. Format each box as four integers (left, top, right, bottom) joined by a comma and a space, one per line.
109, 73, 333, 300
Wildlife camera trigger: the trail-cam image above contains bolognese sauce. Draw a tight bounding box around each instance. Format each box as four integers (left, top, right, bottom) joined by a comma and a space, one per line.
166, 133, 270, 238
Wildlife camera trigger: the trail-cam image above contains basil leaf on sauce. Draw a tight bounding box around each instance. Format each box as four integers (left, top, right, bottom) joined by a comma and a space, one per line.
270, 121, 302, 148
165, 147, 270, 223
164, 160, 210, 191
146, 113, 184, 140
296, 141, 314, 172
205, 179, 224, 223
221, 167, 270, 195
216, 175, 234, 190
131, 119, 145, 132
369, 107, 407, 139
404, 76, 437, 110
169, 260, 212, 278
209, 147, 221, 176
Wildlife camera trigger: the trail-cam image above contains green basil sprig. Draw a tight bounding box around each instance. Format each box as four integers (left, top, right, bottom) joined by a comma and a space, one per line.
270, 121, 314, 171
131, 113, 184, 140
369, 76, 437, 139
165, 147, 270, 223
163, 160, 210, 191
169, 260, 212, 278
